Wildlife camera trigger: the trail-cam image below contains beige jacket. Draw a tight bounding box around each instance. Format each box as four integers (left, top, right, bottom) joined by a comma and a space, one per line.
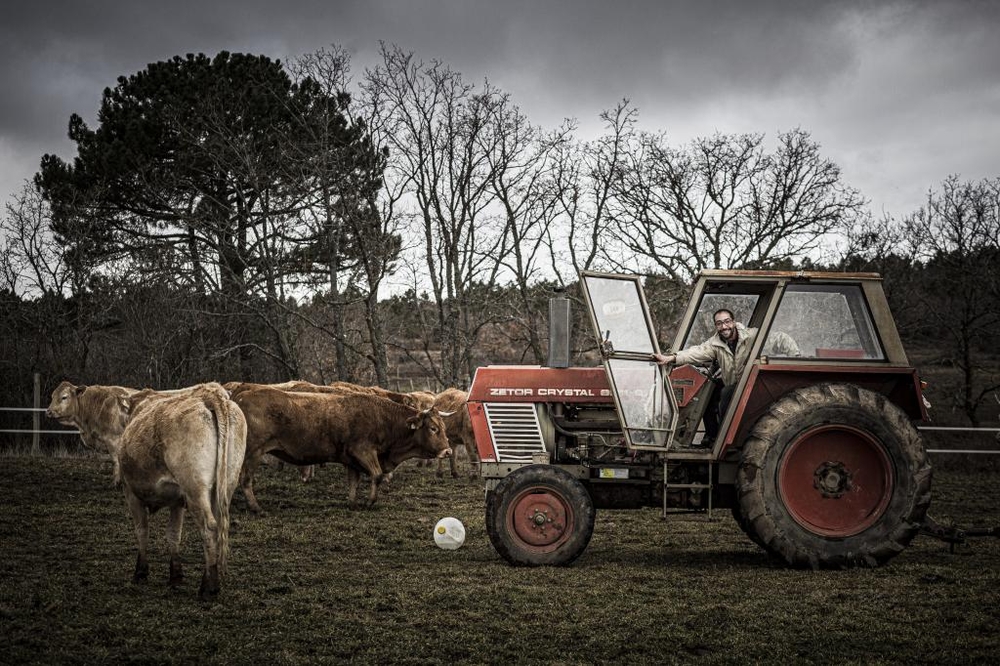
674, 324, 758, 387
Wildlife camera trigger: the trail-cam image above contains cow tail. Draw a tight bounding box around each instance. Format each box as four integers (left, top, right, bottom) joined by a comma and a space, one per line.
211, 386, 231, 576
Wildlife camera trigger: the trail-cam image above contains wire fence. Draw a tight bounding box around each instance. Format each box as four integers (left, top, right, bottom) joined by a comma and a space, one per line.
0, 407, 81, 435
3, 407, 999, 454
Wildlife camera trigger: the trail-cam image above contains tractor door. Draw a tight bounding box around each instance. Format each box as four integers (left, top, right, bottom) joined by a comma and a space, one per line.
580, 272, 678, 451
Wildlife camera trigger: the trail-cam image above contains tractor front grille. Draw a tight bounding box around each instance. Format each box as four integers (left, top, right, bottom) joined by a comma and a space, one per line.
483, 402, 546, 462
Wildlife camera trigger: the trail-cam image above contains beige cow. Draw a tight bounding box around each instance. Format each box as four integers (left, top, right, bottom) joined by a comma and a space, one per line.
433, 388, 479, 479
118, 383, 246, 600
46, 381, 138, 484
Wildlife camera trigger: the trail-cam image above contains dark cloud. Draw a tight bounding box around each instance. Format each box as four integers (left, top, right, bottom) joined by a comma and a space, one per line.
1, 0, 997, 215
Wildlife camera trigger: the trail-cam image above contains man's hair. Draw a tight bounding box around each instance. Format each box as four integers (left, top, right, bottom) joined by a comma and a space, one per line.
713, 308, 734, 323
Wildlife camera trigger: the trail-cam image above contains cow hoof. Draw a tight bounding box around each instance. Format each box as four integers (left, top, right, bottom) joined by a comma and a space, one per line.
198, 586, 219, 602
199, 569, 220, 600
133, 562, 150, 584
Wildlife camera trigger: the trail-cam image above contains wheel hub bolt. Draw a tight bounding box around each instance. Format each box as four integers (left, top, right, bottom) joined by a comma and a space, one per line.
813, 461, 852, 498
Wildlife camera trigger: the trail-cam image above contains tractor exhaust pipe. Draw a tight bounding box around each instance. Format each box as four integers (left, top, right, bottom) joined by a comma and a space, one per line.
548, 290, 571, 368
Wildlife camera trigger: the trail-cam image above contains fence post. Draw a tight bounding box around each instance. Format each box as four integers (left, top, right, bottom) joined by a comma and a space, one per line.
32, 373, 41, 455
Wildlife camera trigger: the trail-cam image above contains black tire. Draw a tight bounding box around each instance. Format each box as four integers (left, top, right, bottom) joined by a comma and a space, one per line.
485, 465, 595, 567
736, 383, 932, 569
730, 502, 768, 550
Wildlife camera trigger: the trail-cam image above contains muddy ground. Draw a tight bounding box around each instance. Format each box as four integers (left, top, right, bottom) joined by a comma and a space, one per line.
1, 454, 998, 665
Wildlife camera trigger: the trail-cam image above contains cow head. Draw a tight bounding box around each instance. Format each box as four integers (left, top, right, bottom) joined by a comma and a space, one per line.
406, 408, 453, 459
46, 381, 86, 424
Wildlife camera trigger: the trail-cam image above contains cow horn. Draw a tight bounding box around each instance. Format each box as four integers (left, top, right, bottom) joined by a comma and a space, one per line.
437, 410, 455, 417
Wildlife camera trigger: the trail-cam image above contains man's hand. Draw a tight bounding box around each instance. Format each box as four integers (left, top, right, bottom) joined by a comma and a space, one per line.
652, 353, 676, 365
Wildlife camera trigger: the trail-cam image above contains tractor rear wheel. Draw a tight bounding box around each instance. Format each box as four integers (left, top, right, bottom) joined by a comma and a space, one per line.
736, 383, 932, 568
486, 465, 595, 566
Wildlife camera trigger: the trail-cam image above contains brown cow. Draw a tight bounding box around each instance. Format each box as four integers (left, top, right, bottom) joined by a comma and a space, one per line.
224, 380, 437, 486
232, 386, 452, 511
433, 388, 479, 479
325, 381, 436, 411
45, 381, 138, 484
118, 383, 246, 600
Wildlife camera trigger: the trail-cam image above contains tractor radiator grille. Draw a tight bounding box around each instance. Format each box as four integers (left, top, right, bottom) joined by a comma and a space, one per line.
483, 402, 546, 462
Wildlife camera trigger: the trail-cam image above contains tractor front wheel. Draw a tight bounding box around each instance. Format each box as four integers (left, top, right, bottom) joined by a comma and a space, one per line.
486, 465, 595, 566
737, 383, 932, 568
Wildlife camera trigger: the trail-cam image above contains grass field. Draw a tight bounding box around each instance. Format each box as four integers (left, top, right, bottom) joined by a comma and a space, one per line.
1, 454, 998, 665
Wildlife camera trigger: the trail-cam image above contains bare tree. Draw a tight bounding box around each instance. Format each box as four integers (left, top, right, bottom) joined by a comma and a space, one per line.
363, 44, 507, 387
905, 175, 1000, 425
481, 95, 567, 363
609, 125, 865, 280
546, 101, 637, 282
1, 183, 71, 297
287, 47, 400, 383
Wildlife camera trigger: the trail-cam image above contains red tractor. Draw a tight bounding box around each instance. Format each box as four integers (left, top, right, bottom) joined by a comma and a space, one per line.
468, 270, 935, 568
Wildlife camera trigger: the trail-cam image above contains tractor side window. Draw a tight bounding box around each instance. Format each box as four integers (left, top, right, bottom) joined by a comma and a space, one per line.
767, 285, 885, 360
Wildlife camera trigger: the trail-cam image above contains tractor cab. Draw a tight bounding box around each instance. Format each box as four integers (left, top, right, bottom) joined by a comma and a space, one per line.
580, 270, 925, 458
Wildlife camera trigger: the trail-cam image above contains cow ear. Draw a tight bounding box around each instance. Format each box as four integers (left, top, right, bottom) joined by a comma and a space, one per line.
119, 396, 131, 414
76, 385, 87, 395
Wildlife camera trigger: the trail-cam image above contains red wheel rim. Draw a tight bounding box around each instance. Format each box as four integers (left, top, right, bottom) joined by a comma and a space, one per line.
778, 425, 894, 537
506, 487, 574, 552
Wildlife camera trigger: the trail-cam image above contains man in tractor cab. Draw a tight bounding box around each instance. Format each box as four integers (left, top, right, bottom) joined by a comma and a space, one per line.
652, 308, 799, 446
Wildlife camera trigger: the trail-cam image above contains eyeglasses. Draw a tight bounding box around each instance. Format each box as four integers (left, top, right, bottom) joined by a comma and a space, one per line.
714, 318, 734, 328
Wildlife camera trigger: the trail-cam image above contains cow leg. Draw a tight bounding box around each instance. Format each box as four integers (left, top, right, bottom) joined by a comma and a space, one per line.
300, 465, 314, 483
465, 442, 481, 480
239, 452, 266, 515
347, 467, 362, 510
166, 505, 185, 587
187, 492, 221, 601
111, 456, 122, 487
124, 490, 150, 584
380, 461, 400, 488
444, 448, 461, 478
357, 451, 386, 507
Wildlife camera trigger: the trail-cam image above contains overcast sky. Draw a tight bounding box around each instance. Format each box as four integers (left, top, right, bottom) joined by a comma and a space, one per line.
1, 0, 997, 218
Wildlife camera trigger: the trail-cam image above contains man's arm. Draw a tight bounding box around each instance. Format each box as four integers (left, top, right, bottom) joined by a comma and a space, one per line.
653, 340, 717, 367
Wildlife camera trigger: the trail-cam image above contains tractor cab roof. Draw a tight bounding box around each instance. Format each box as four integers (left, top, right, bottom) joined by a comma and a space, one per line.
699, 269, 882, 280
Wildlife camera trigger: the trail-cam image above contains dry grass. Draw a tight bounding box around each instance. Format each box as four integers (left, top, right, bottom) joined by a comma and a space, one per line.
0, 455, 998, 665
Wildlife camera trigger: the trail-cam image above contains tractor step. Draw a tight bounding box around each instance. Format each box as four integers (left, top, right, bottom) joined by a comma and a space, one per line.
662, 458, 714, 519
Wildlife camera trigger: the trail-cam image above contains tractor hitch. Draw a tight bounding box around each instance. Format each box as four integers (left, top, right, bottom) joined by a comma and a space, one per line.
921, 514, 1000, 552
